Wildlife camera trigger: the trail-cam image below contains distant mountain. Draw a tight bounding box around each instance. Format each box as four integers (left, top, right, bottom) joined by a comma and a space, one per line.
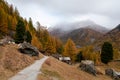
60, 28, 103, 47
49, 20, 109, 47
49, 20, 109, 34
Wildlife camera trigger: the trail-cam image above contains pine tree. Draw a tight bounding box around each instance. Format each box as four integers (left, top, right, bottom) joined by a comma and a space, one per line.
25, 30, 32, 43
28, 18, 35, 34
101, 42, 113, 64
15, 19, 25, 44
63, 39, 77, 62
76, 51, 83, 62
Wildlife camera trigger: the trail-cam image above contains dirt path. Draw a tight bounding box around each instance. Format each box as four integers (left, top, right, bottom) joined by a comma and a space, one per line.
9, 56, 48, 80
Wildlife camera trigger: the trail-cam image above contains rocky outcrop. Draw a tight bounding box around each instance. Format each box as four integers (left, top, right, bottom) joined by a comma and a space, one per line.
79, 60, 96, 76
105, 68, 120, 80
18, 42, 39, 56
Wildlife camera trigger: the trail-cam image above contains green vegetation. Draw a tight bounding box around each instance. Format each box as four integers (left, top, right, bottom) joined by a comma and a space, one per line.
101, 42, 113, 64
0, 0, 63, 55
0, 0, 119, 65
15, 19, 25, 43
25, 30, 32, 43
76, 51, 84, 62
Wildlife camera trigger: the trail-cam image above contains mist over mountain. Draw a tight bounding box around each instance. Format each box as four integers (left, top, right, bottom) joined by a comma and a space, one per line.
49, 20, 110, 46
49, 20, 109, 34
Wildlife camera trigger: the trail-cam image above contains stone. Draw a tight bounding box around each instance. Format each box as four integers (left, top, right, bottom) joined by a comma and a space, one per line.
105, 68, 114, 77
105, 68, 120, 80
0, 36, 14, 45
18, 42, 39, 56
80, 60, 96, 76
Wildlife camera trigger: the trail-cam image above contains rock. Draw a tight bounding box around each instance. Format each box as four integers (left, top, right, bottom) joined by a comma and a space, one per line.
18, 42, 39, 56
0, 36, 14, 45
105, 68, 114, 77
105, 68, 120, 80
80, 60, 96, 76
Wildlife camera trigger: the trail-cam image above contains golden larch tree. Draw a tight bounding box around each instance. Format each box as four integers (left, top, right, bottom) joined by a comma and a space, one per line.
46, 36, 56, 55
63, 38, 78, 62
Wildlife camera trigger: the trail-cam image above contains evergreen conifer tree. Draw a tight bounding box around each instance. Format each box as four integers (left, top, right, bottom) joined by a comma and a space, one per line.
15, 19, 25, 43
101, 42, 113, 64
25, 30, 32, 43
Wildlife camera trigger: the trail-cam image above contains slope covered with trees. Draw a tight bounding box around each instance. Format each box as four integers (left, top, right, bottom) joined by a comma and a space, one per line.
0, 0, 63, 55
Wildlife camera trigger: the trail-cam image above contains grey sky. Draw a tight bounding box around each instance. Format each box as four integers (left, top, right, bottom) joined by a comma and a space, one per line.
6, 0, 120, 29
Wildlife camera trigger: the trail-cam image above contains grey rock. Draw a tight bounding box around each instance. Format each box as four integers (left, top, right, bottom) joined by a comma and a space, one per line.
80, 60, 96, 76
105, 68, 120, 80
18, 42, 39, 56
105, 68, 114, 77
0, 36, 14, 45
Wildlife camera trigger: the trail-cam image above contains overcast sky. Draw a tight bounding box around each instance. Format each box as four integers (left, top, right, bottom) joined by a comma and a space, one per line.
6, 0, 120, 29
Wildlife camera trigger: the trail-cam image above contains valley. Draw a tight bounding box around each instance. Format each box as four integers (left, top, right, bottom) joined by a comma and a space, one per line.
0, 0, 120, 80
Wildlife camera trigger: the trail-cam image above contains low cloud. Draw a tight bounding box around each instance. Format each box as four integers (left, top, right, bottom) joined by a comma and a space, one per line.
6, 0, 120, 28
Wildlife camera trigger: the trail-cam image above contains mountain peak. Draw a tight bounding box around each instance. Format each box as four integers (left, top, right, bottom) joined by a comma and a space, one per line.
50, 20, 109, 34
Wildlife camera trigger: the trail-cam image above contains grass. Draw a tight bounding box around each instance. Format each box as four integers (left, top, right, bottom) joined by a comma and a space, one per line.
96, 61, 120, 74
40, 69, 63, 80
38, 57, 112, 80
42, 69, 60, 77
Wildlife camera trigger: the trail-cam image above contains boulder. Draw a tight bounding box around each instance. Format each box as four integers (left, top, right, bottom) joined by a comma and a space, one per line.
80, 60, 96, 76
105, 68, 114, 77
18, 42, 39, 56
105, 68, 120, 80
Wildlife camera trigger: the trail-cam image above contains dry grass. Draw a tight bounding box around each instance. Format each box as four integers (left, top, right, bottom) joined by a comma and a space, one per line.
0, 44, 43, 80
96, 61, 120, 75
108, 61, 120, 71
38, 57, 111, 80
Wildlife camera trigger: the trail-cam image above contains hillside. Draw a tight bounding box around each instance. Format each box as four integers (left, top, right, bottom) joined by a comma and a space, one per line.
95, 24, 120, 49
0, 0, 119, 80
0, 44, 43, 80
38, 57, 112, 80
50, 21, 109, 46
50, 20, 109, 36
60, 28, 103, 47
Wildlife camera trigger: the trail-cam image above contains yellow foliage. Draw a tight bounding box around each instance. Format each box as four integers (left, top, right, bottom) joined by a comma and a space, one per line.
79, 46, 101, 64
63, 39, 78, 62
46, 36, 56, 54
31, 35, 42, 50
113, 48, 120, 60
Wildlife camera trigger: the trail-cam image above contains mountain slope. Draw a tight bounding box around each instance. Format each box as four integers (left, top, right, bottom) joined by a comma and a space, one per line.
96, 24, 120, 49
38, 57, 111, 80
60, 28, 103, 46
50, 20, 109, 46
0, 44, 34, 80
50, 20, 109, 35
